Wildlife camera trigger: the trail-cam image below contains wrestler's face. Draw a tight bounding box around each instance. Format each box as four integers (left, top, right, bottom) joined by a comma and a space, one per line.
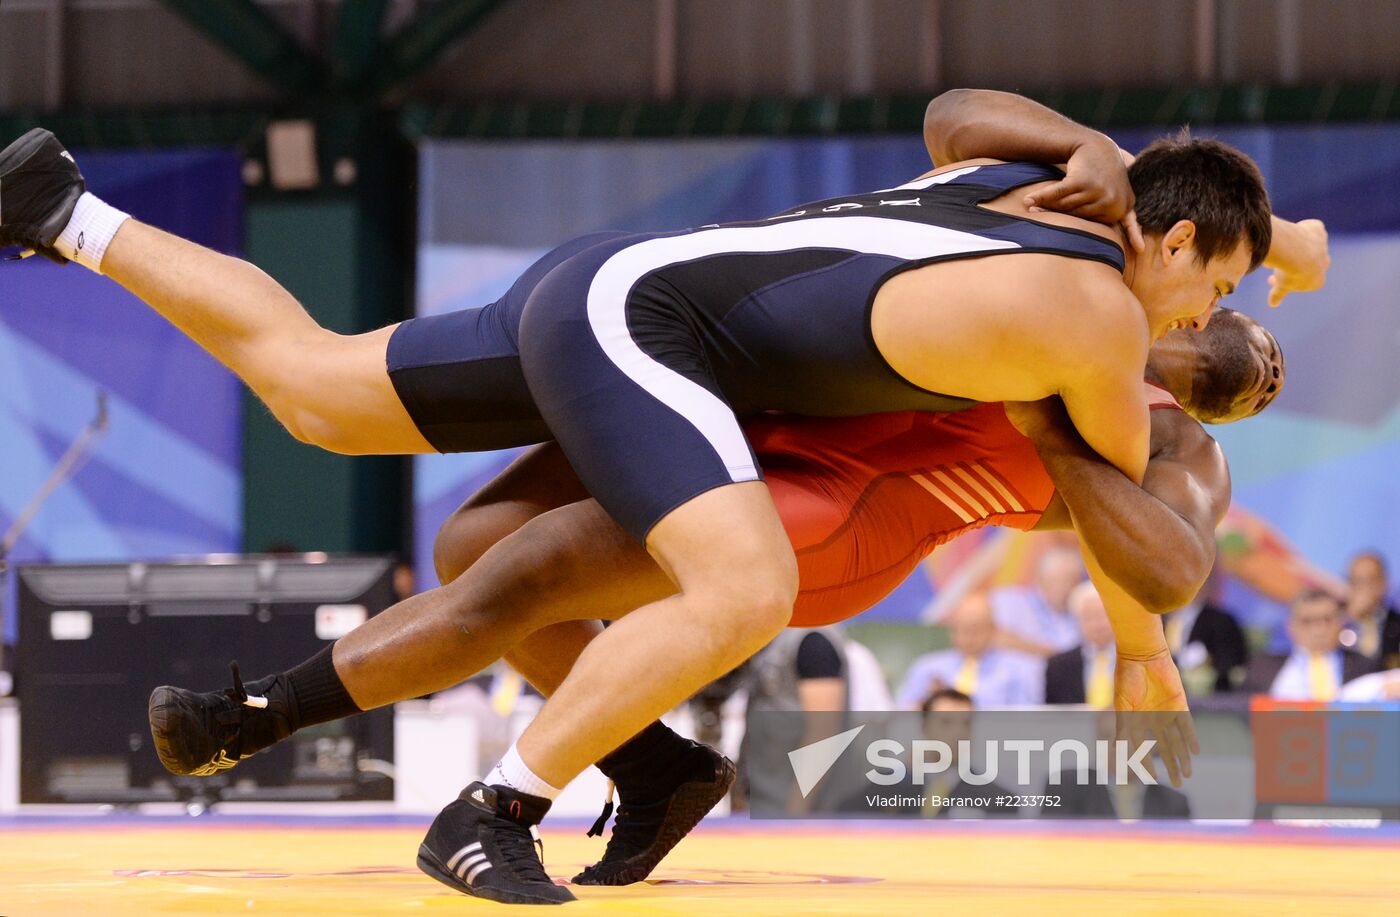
1136, 223, 1253, 337
1153, 311, 1284, 424
1209, 319, 1285, 422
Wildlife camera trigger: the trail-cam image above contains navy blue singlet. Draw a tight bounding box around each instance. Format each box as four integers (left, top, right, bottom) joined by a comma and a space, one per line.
388, 162, 1125, 541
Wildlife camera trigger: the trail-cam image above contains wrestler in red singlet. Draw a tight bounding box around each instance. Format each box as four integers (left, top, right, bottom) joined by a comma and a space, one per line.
750, 382, 1183, 627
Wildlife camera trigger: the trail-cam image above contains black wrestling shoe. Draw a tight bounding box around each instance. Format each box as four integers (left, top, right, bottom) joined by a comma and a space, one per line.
0, 128, 85, 263
417, 782, 575, 905
573, 742, 736, 886
147, 663, 297, 777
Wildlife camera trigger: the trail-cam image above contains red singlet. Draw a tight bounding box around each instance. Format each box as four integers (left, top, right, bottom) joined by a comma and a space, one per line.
747, 382, 1182, 627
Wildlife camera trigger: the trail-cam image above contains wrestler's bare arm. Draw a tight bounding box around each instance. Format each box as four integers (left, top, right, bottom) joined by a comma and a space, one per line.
923, 88, 1140, 245
873, 258, 1151, 484
1022, 401, 1229, 614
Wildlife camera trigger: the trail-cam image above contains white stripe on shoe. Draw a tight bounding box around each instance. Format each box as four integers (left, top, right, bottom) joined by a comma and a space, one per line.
456, 852, 488, 879
447, 842, 482, 874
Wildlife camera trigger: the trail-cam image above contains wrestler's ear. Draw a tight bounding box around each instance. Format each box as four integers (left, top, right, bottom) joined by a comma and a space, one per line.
1161, 220, 1197, 266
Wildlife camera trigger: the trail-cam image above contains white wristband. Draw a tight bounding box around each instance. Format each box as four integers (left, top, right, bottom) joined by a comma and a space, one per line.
53, 192, 131, 273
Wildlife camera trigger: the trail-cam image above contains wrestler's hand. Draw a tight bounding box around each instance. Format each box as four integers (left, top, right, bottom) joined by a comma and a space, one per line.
1114, 648, 1200, 789
1265, 218, 1330, 307
1024, 136, 1145, 253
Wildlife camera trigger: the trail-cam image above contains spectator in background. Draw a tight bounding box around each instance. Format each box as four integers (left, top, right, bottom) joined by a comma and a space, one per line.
897, 592, 1041, 708
1248, 590, 1375, 701
846, 689, 1016, 819
990, 546, 1084, 657
743, 626, 891, 812
1162, 568, 1249, 693
1344, 551, 1400, 671
913, 689, 1016, 819
393, 559, 419, 601
1044, 582, 1115, 708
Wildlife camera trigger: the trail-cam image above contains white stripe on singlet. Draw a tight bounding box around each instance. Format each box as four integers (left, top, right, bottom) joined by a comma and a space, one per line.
584, 215, 1019, 482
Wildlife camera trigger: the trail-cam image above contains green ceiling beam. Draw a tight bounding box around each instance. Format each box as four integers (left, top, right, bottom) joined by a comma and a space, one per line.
331, 0, 392, 92
369, 0, 513, 96
160, 0, 323, 96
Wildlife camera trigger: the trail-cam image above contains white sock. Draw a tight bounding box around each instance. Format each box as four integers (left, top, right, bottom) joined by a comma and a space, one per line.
485, 744, 562, 801
53, 192, 130, 274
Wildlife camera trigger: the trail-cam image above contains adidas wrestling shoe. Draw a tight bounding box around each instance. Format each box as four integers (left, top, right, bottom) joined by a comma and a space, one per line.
417, 782, 575, 905
148, 663, 298, 777
573, 742, 735, 886
0, 128, 84, 263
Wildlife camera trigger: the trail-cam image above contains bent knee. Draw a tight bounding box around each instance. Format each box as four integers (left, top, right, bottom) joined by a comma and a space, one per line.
433, 504, 521, 585
685, 566, 797, 655
445, 513, 592, 619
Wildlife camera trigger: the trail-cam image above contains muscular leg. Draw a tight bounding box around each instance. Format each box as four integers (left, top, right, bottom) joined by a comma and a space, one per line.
429, 445, 605, 697
515, 482, 797, 787
100, 220, 430, 454
503, 621, 603, 695
336, 497, 674, 709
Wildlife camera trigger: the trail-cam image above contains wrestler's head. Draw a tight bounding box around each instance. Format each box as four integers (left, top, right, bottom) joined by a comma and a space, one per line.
1126, 131, 1272, 338
1147, 307, 1284, 424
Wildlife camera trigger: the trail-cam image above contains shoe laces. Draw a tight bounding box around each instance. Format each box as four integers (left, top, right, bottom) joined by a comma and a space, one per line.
225, 661, 269, 709
593, 793, 668, 864
494, 818, 553, 883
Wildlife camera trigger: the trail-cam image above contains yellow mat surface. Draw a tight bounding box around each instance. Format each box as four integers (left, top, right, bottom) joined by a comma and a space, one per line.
3, 821, 1398, 916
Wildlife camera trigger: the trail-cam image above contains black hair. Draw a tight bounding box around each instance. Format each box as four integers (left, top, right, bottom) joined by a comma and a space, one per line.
1130, 130, 1273, 271
920, 688, 973, 712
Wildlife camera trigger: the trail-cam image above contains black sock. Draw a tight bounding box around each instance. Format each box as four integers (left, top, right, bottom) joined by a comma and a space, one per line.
284, 645, 362, 729
596, 721, 699, 803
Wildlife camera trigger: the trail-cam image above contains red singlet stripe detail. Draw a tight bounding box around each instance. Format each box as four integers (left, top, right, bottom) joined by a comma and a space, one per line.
913, 474, 977, 523
949, 463, 1008, 514
927, 467, 992, 518
973, 459, 1032, 513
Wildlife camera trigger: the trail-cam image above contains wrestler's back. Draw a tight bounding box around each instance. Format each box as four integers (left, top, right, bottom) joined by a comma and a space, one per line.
869, 161, 1137, 405
639, 159, 1130, 419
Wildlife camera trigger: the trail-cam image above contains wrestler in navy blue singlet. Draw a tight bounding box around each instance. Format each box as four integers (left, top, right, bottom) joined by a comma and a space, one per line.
388, 162, 1124, 542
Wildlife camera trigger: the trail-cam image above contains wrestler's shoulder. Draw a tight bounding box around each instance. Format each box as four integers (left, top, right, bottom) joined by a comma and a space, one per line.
1150, 408, 1228, 481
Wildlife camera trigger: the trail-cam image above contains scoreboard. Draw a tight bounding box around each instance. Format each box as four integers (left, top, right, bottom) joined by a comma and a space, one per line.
1251, 698, 1400, 813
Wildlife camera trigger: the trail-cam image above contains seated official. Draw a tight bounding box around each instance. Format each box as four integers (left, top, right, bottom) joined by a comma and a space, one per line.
1044, 581, 1115, 708
848, 689, 1017, 819
1344, 551, 1400, 671
1247, 590, 1375, 701
989, 547, 1085, 657
898, 592, 1043, 709
1162, 572, 1249, 693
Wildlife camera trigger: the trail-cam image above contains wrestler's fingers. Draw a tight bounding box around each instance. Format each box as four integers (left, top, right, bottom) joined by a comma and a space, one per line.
1046, 190, 1103, 216
1165, 716, 1194, 782
1024, 179, 1088, 211
1122, 211, 1146, 253
1180, 709, 1201, 757
1153, 718, 1183, 788
1123, 714, 1159, 785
